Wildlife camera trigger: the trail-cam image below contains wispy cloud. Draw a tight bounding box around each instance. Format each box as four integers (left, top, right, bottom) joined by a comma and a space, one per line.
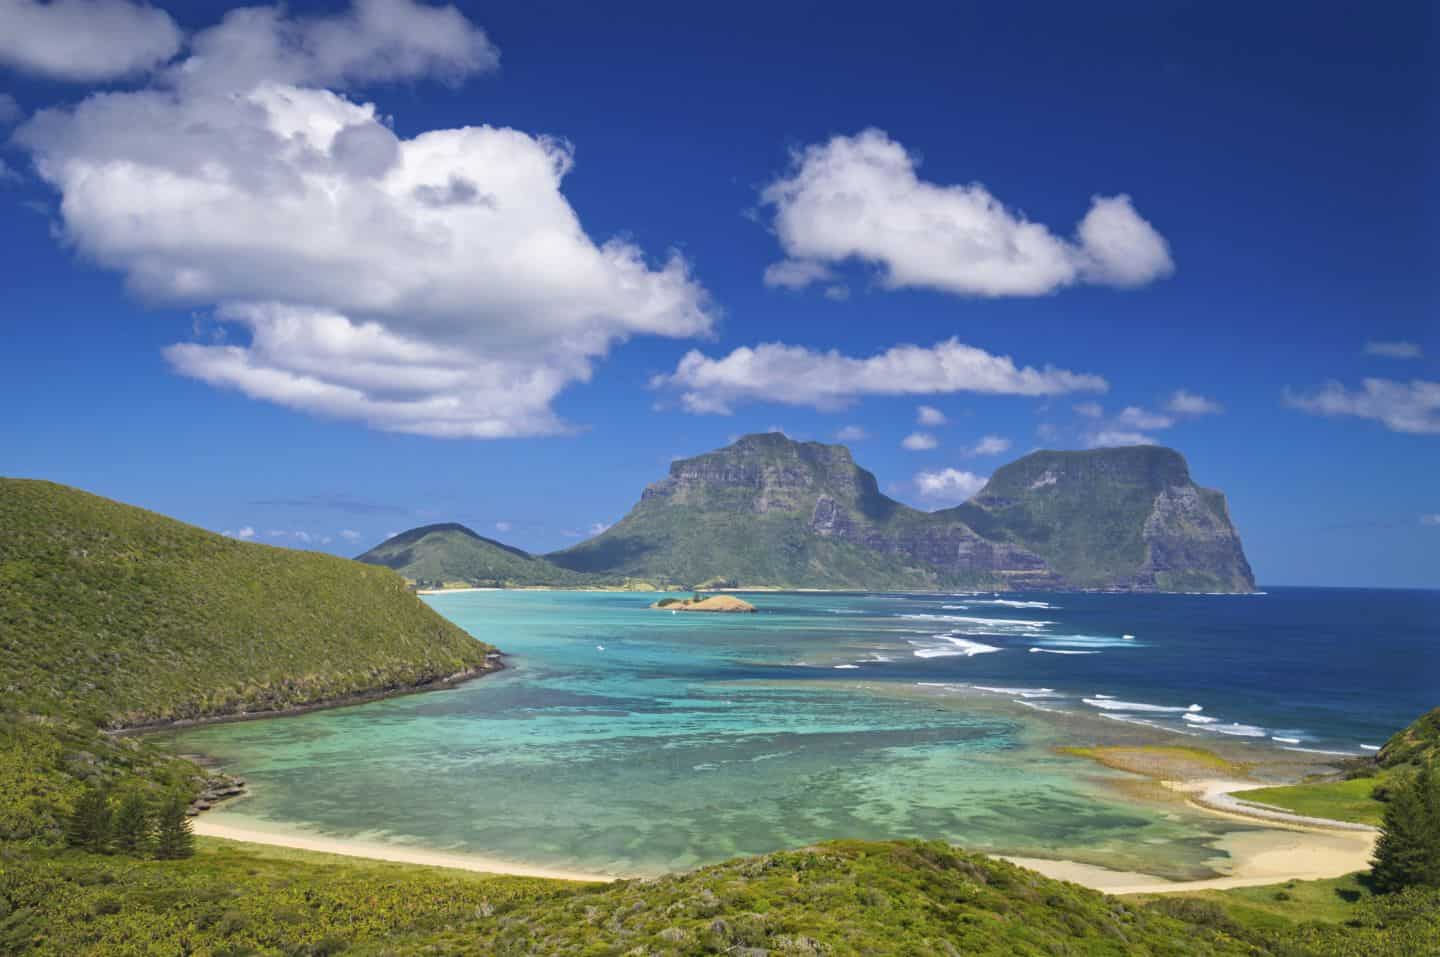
654, 338, 1107, 414
1422, 514, 1440, 527
916, 405, 947, 426
964, 435, 1011, 457
1364, 340, 1423, 360
222, 525, 257, 540
251, 494, 415, 516
1285, 379, 1440, 434
835, 425, 868, 442
902, 432, 938, 451
1165, 389, 1223, 415
1087, 430, 1157, 448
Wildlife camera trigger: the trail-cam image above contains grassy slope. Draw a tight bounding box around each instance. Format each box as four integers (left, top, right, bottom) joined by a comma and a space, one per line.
1232, 778, 1385, 826
1, 839, 1267, 957
355, 523, 607, 587
1231, 706, 1439, 827
0, 478, 491, 841
1159, 873, 1440, 957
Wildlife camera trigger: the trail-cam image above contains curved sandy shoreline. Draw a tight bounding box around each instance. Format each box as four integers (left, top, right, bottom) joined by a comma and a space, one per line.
195, 781, 1377, 896
192, 818, 613, 883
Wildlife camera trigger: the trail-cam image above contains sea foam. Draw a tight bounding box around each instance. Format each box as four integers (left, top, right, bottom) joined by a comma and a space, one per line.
1083, 698, 1203, 713
909, 636, 1002, 658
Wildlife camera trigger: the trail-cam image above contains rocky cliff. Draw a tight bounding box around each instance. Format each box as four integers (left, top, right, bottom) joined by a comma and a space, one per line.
548, 434, 1254, 592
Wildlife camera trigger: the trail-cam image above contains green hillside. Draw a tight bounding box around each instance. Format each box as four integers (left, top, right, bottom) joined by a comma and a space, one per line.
0, 478, 492, 840
1378, 705, 1440, 770
1229, 705, 1439, 826
8, 838, 1435, 956
356, 522, 607, 588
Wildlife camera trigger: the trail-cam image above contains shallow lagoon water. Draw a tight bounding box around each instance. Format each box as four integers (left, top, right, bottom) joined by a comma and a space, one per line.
166, 587, 1438, 879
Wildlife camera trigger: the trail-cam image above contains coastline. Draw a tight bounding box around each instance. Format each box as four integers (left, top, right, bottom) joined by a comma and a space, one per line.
111, 656, 505, 737
167, 600, 1383, 898
191, 818, 611, 883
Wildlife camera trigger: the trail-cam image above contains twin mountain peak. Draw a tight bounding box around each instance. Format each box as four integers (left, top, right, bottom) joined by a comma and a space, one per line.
359, 433, 1255, 593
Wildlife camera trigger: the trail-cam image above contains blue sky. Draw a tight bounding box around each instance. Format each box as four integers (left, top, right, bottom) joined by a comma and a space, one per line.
0, 0, 1435, 587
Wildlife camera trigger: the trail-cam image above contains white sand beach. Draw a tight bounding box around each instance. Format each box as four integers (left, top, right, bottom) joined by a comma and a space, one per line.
192, 818, 612, 883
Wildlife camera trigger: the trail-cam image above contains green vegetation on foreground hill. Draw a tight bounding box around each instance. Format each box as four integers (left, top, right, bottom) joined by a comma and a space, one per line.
1377, 705, 1440, 770
548, 433, 1254, 592
0, 478, 491, 841
17, 837, 1437, 956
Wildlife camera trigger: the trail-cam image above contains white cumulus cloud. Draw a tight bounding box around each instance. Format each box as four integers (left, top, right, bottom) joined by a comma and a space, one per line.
835, 425, 868, 442
494, 521, 512, 533
1285, 379, 1440, 434
916, 404, 947, 426
1114, 406, 1175, 430
0, 0, 182, 82
340, 528, 363, 541
223, 525, 257, 540
16, 1, 713, 439
652, 337, 1106, 414
1364, 340, 1423, 360
902, 431, 938, 451
913, 468, 988, 506
759, 129, 1173, 297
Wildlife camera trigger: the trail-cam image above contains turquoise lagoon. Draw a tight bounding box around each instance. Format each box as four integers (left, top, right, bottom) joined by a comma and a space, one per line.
164, 588, 1439, 879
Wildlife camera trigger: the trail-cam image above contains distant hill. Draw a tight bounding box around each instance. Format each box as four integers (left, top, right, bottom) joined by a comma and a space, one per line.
548, 433, 1255, 592
0, 478, 493, 841
356, 523, 605, 588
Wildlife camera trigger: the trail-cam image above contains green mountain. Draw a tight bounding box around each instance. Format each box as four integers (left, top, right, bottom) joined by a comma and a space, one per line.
548, 433, 1254, 592
946, 446, 1255, 592
0, 478, 492, 840
356, 522, 604, 588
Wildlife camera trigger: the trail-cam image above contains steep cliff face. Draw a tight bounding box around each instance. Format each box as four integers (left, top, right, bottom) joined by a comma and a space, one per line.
548, 434, 1254, 592
550, 434, 949, 588
947, 447, 1255, 592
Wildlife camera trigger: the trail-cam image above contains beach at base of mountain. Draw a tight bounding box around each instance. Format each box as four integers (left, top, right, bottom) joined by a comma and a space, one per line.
1006, 825, 1375, 894
192, 805, 1375, 895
